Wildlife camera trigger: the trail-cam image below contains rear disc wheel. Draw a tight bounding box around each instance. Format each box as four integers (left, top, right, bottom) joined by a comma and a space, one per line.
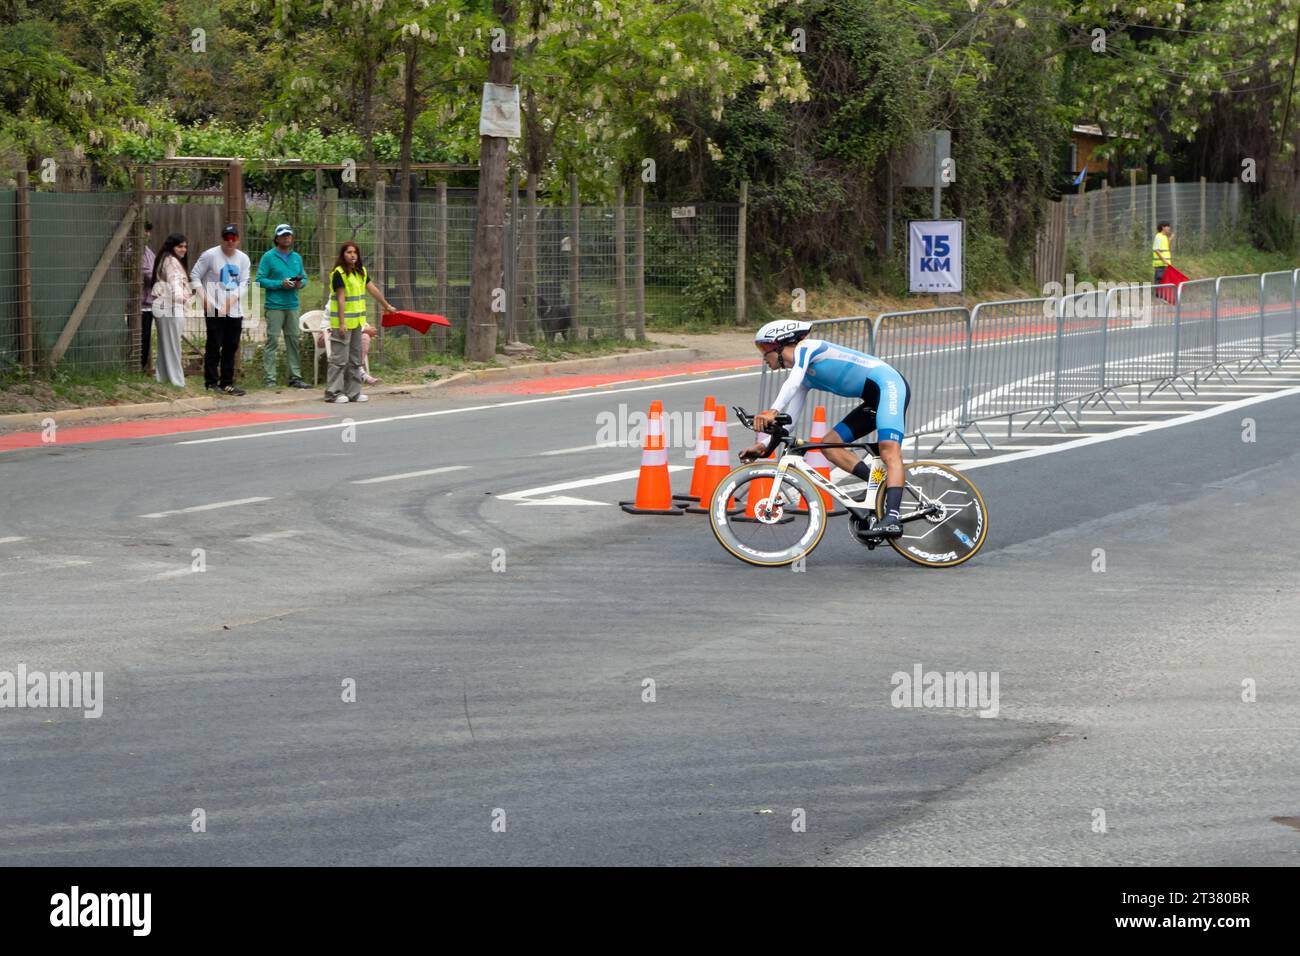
877, 461, 988, 568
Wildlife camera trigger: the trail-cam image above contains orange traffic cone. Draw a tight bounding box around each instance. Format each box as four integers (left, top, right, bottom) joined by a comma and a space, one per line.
795, 406, 847, 517
621, 402, 683, 515
675, 395, 715, 503
686, 405, 738, 514
735, 431, 781, 522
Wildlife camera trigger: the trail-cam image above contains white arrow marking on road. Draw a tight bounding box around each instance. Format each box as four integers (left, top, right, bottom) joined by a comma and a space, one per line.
0, 536, 27, 545
498, 466, 690, 506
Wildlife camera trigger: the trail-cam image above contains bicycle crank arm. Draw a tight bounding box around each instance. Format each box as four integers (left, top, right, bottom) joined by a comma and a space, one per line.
899, 504, 941, 524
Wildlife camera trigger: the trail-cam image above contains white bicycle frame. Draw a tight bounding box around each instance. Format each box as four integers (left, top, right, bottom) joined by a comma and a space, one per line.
764, 450, 886, 516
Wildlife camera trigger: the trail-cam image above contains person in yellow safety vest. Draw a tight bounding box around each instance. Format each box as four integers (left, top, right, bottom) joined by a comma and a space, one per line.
1152, 221, 1173, 286
325, 240, 395, 405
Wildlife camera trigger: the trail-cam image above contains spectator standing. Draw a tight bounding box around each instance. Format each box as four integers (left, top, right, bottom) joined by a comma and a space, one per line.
1152, 221, 1173, 285
256, 223, 312, 389
325, 241, 395, 404
192, 224, 251, 396
150, 233, 190, 388
140, 220, 155, 374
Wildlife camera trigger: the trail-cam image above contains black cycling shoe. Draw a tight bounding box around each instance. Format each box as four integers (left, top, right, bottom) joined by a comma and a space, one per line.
873, 514, 903, 538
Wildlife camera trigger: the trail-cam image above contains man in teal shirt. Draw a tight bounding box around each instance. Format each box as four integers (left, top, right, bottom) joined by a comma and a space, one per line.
256, 223, 312, 388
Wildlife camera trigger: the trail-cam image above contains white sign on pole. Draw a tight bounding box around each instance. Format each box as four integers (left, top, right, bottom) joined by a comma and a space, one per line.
908, 219, 964, 294
479, 84, 521, 138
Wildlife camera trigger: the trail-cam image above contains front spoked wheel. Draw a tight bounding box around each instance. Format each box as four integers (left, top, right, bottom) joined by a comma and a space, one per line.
878, 461, 988, 568
709, 464, 827, 567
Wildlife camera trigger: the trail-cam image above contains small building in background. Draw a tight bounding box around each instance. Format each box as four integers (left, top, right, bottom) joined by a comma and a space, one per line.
1069, 124, 1113, 179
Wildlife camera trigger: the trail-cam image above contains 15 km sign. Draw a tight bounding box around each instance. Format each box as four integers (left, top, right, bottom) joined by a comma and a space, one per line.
909, 219, 964, 294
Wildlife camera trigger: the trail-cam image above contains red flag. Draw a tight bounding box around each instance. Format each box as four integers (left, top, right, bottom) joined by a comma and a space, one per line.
381, 311, 451, 334
1155, 266, 1189, 304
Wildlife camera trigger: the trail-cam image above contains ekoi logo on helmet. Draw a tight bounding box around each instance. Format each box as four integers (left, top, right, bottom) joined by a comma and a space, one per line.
754, 319, 812, 350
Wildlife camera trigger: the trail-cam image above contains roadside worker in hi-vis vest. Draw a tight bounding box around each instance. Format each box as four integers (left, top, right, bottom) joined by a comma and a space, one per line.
1152, 220, 1173, 286
325, 240, 395, 404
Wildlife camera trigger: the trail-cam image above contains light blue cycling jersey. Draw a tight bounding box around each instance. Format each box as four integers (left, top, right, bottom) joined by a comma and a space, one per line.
769, 338, 907, 440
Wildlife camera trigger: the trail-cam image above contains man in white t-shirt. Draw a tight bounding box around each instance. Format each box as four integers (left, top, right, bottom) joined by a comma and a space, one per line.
191, 224, 252, 396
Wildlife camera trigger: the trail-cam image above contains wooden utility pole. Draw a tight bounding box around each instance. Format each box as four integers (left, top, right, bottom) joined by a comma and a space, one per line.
15, 170, 33, 371
634, 183, 646, 341
131, 171, 146, 367
315, 169, 328, 290
614, 183, 626, 339
374, 176, 386, 362
735, 181, 748, 326
465, 0, 516, 361
1199, 176, 1207, 249
436, 180, 448, 352
506, 170, 519, 343
569, 173, 581, 340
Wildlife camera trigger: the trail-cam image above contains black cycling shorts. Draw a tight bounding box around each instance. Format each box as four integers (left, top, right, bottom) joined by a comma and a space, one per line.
832, 373, 912, 444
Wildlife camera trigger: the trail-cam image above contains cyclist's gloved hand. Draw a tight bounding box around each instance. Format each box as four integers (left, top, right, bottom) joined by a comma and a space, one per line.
739, 443, 766, 463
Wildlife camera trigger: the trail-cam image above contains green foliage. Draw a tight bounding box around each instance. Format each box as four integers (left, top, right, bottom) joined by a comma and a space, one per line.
1249, 188, 1299, 254
2, 0, 1299, 309
1065, 1, 1300, 179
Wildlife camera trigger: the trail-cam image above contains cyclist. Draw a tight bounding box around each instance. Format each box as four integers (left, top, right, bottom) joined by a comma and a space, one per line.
740, 320, 911, 538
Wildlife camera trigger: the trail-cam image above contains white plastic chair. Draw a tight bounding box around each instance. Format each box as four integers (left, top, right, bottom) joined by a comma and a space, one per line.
299, 310, 331, 385
299, 309, 372, 385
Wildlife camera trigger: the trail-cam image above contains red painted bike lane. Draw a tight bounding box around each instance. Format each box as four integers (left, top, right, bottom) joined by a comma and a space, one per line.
0, 412, 326, 452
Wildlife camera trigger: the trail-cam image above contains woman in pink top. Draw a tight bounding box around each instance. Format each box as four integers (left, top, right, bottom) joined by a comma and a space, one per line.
150, 233, 191, 387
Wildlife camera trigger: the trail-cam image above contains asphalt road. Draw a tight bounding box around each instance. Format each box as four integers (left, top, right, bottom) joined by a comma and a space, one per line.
1, 361, 1298, 865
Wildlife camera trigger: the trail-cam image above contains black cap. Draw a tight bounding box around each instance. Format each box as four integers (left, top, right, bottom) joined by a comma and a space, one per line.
221, 224, 240, 237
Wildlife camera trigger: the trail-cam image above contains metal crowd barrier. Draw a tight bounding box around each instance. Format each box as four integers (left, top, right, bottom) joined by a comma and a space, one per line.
1102, 283, 1176, 391
965, 297, 1058, 427
873, 307, 971, 449
755, 270, 1300, 454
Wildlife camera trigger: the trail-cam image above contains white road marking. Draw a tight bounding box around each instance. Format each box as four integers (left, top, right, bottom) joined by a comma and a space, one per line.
516, 495, 612, 506
550, 363, 753, 392
0, 536, 27, 545
1076, 409, 1185, 416
175, 371, 762, 446
351, 465, 470, 484
955, 385, 1300, 472
498, 466, 690, 505
151, 568, 196, 580
536, 442, 634, 456
1124, 399, 1227, 406
240, 529, 305, 543
140, 497, 274, 519
1040, 421, 1175, 429
946, 444, 1070, 452
0, 557, 93, 578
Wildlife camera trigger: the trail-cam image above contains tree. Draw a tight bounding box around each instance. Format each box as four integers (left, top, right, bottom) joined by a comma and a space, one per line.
466, 0, 515, 361
461, 0, 808, 357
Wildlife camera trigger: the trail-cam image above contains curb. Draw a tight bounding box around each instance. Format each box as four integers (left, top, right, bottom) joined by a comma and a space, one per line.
0, 346, 706, 430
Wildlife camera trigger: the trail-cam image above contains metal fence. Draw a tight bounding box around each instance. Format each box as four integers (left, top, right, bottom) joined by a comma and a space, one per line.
1063, 180, 1241, 250
758, 269, 1300, 454
0, 186, 740, 376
